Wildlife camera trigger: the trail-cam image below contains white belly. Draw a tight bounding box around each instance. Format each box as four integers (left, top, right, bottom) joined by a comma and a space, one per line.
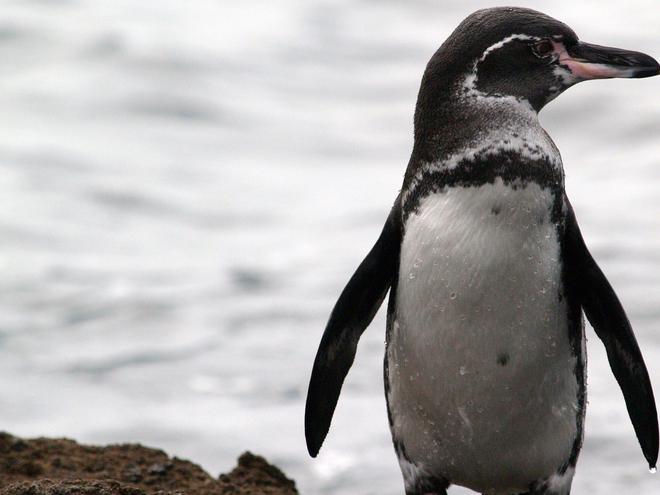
388, 179, 580, 493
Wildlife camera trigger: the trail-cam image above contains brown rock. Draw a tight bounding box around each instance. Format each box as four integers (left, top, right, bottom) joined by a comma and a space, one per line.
0, 432, 298, 495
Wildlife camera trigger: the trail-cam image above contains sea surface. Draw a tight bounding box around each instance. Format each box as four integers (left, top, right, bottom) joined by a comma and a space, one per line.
0, 1, 659, 493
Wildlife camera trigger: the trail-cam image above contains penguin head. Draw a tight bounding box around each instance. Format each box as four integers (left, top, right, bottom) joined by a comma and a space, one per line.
424, 7, 659, 111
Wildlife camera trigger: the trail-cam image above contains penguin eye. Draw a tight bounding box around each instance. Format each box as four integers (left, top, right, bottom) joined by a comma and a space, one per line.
531, 39, 554, 58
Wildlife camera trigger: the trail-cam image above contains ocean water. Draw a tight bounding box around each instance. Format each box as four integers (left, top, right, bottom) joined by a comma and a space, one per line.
0, 1, 659, 493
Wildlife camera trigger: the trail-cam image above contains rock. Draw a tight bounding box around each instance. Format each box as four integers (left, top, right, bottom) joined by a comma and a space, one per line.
219, 452, 298, 494
0, 432, 298, 495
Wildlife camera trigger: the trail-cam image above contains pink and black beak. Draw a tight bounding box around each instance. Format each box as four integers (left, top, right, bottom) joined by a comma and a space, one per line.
559, 41, 660, 80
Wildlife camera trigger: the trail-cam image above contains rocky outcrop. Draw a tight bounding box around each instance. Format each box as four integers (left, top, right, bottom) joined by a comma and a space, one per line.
0, 432, 298, 495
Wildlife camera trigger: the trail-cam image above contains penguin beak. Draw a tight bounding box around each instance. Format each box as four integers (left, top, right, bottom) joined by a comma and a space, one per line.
559, 41, 660, 80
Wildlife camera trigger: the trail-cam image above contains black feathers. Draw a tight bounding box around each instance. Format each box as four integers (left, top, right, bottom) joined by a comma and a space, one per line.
304, 196, 402, 457
564, 198, 659, 469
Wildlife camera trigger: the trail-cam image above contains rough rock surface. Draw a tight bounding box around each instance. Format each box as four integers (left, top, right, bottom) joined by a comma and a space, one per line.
0, 432, 298, 495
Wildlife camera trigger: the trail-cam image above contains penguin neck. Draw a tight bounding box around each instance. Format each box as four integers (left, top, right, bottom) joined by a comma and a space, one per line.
411, 75, 543, 166
402, 75, 563, 218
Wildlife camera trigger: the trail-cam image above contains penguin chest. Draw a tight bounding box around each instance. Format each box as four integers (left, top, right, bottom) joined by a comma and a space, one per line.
388, 179, 580, 493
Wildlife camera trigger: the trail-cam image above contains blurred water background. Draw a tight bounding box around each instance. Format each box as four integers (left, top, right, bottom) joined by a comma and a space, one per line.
0, 0, 659, 493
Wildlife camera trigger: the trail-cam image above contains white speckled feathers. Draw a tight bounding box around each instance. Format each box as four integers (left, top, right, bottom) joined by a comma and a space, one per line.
387, 180, 581, 493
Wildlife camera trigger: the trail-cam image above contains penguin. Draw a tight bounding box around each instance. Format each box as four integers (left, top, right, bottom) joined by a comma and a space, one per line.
305, 7, 659, 495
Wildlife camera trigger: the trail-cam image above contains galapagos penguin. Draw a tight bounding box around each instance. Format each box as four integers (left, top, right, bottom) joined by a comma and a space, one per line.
305, 7, 659, 494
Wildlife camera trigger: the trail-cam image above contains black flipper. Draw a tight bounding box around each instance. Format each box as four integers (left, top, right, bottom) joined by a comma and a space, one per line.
564, 197, 659, 469
305, 196, 402, 457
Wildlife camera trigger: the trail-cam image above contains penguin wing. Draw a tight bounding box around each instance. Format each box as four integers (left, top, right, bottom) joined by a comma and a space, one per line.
564, 197, 659, 469
305, 196, 402, 457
